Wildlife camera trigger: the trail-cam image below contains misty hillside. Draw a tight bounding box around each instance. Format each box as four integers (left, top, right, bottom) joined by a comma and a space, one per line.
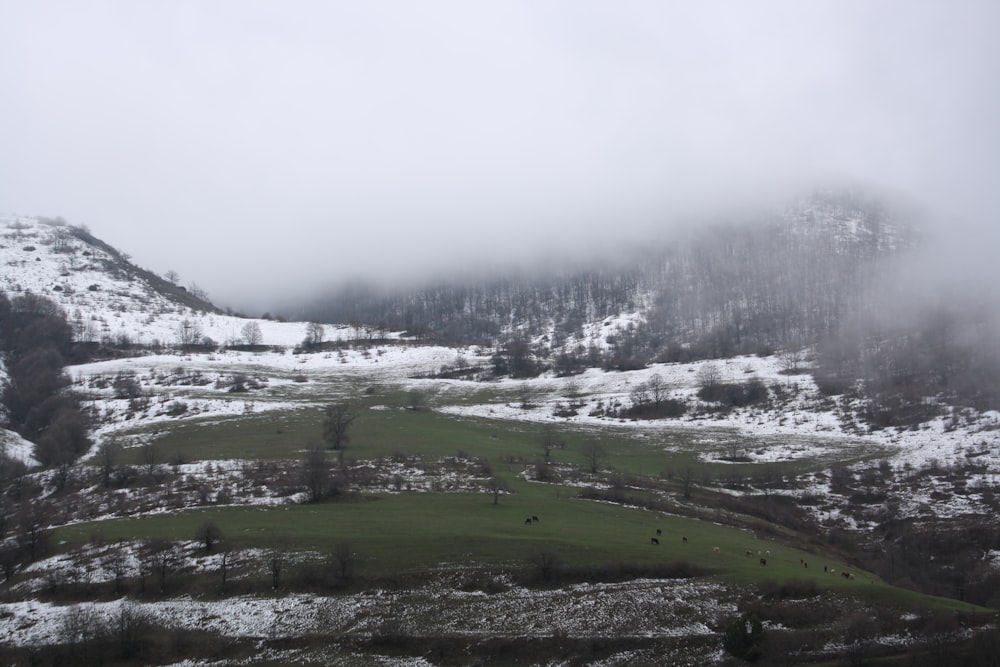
293, 188, 1000, 424
296, 189, 914, 351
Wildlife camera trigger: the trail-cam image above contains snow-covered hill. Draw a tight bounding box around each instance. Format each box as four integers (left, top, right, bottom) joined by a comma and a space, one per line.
0, 215, 353, 349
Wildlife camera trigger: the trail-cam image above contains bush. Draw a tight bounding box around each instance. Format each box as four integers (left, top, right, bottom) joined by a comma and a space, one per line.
698, 379, 768, 407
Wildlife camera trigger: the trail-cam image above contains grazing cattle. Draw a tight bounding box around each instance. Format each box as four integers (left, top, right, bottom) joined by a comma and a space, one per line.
651, 537, 659, 545
712, 546, 720, 554
765, 550, 771, 557
760, 558, 767, 566
842, 571, 850, 579
682, 536, 688, 543
745, 549, 754, 557
531, 515, 539, 523
525, 517, 532, 525
830, 569, 837, 575
656, 528, 662, 536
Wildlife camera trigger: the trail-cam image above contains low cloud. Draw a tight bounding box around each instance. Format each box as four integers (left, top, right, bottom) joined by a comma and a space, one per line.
1, 2, 997, 311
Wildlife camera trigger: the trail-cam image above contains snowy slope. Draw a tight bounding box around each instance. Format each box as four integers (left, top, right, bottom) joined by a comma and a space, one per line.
0, 216, 355, 348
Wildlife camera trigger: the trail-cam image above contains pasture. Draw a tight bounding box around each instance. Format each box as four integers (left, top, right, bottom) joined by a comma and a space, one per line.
70, 381, 980, 617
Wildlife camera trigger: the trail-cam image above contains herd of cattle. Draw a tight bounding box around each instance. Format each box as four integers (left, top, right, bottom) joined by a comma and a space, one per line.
523, 517, 856, 580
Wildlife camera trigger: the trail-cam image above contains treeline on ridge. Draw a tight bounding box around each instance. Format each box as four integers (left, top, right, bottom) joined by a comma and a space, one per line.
295, 191, 1000, 420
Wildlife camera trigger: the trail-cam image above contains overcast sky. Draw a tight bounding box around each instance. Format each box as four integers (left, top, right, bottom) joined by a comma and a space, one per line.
1, 1, 998, 311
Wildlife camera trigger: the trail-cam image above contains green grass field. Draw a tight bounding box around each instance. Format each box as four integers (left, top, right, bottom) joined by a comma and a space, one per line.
74, 386, 981, 615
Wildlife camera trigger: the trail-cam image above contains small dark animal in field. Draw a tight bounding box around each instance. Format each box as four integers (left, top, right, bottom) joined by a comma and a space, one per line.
656, 528, 661, 536
531, 515, 539, 523
823, 565, 828, 572
682, 536, 688, 543
842, 571, 851, 579
804, 562, 808, 568
759, 558, 767, 566
525, 517, 532, 525
745, 549, 754, 557
651, 537, 659, 545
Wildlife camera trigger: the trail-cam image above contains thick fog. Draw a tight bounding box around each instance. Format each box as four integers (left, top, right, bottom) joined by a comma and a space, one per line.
1, 1, 997, 312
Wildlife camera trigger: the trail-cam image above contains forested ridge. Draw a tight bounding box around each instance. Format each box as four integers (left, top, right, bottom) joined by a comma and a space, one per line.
295, 189, 1000, 420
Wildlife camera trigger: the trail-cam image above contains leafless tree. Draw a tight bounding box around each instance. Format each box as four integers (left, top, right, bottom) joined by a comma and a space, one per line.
681, 467, 695, 499
97, 441, 120, 488
582, 440, 607, 474
302, 443, 330, 502
486, 475, 511, 505
145, 539, 174, 593
109, 542, 128, 595
241, 321, 263, 346
330, 541, 356, 581
322, 403, 357, 450
195, 520, 223, 552
696, 362, 722, 391
305, 321, 325, 347
266, 540, 288, 589
176, 318, 203, 347
540, 424, 565, 463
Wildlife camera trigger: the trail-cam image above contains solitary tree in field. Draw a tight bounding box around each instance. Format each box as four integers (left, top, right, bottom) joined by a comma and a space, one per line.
266, 539, 288, 589
696, 362, 722, 392
304, 322, 325, 347
195, 520, 223, 552
322, 403, 356, 450
486, 475, 511, 505
302, 443, 330, 502
241, 321, 263, 346
330, 541, 356, 582
582, 440, 607, 474
540, 424, 565, 463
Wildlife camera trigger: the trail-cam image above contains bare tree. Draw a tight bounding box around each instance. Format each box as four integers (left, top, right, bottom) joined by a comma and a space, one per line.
540, 424, 565, 463
322, 403, 356, 451
646, 373, 667, 405
164, 270, 180, 284
582, 440, 607, 474
530, 550, 560, 582
305, 322, 325, 347
696, 362, 722, 391
241, 321, 263, 346
17, 499, 49, 562
145, 539, 174, 593
195, 520, 223, 552
486, 475, 511, 505
266, 540, 287, 589
302, 443, 330, 502
141, 442, 161, 480
681, 467, 695, 499
220, 545, 235, 591
97, 441, 120, 488
778, 346, 806, 374
330, 541, 356, 582
109, 542, 128, 595
176, 318, 203, 347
